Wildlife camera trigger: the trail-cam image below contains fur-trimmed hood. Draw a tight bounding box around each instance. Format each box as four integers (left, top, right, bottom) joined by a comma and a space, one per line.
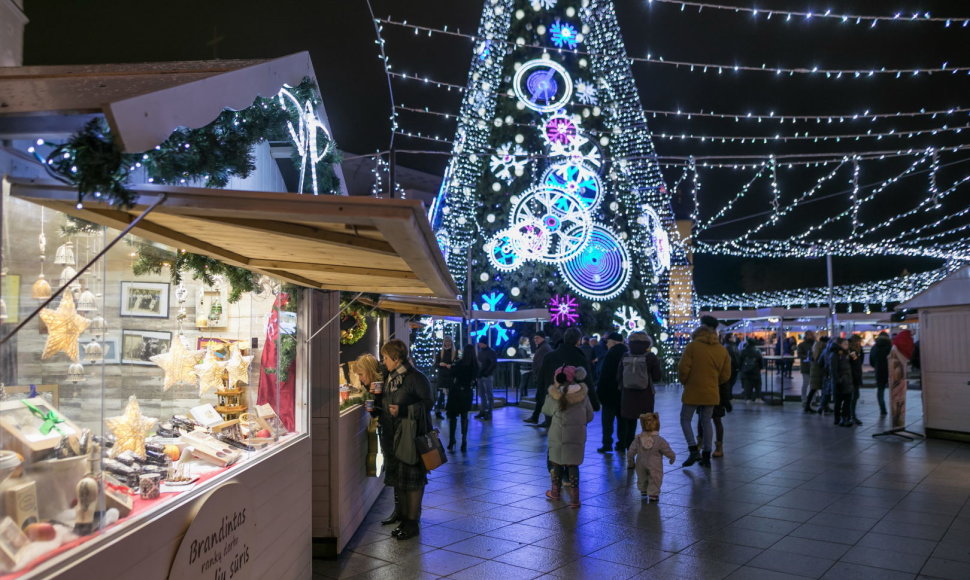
547, 382, 588, 405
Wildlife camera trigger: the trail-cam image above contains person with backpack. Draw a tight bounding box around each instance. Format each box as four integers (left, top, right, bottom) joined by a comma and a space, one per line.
738, 338, 764, 402
616, 332, 662, 452
678, 325, 731, 467
595, 331, 628, 453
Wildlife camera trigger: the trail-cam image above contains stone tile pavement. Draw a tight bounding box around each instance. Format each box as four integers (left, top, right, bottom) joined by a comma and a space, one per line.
314, 385, 970, 579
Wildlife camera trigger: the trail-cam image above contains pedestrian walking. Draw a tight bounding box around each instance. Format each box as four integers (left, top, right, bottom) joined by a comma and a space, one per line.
869, 331, 892, 416
739, 338, 764, 402
677, 325, 730, 468
617, 332, 662, 452
475, 338, 497, 420
447, 344, 478, 452
524, 332, 552, 424
595, 331, 627, 453
543, 365, 594, 508
626, 412, 675, 502
433, 336, 458, 419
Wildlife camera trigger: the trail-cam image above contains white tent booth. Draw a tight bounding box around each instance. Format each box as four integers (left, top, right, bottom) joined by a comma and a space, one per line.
897, 265, 970, 442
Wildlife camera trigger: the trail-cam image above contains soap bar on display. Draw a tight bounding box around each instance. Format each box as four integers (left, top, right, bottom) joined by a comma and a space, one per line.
3, 480, 38, 529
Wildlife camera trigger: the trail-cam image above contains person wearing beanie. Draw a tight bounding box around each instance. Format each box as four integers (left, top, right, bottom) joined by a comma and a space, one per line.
595, 331, 628, 453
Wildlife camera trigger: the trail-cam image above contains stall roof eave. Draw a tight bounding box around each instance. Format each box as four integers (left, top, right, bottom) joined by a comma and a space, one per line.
5, 177, 458, 300
376, 295, 467, 318
468, 308, 550, 322
898, 265, 970, 310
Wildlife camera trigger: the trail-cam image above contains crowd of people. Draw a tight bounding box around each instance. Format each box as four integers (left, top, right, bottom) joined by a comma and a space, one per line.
348, 321, 915, 541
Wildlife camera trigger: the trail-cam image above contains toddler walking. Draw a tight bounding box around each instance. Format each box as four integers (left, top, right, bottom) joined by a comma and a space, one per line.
626, 412, 675, 502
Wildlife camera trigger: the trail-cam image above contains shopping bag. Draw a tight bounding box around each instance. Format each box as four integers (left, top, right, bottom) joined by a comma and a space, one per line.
416, 429, 447, 471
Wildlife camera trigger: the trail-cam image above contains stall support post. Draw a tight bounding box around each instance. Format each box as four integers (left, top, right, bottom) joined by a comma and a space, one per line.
826, 254, 837, 336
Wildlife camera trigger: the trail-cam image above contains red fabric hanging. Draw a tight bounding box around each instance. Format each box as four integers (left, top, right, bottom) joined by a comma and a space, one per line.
257, 292, 295, 431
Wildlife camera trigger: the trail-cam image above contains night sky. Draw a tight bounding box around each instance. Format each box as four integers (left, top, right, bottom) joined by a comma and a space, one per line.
22, 1, 968, 295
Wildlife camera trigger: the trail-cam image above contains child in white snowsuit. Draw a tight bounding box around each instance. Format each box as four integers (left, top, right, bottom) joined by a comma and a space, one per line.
626, 412, 676, 501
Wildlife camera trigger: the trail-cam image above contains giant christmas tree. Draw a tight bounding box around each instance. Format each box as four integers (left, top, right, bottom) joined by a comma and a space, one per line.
429, 0, 681, 368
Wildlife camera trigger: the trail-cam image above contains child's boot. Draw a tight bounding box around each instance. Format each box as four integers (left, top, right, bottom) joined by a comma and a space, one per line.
682, 445, 700, 467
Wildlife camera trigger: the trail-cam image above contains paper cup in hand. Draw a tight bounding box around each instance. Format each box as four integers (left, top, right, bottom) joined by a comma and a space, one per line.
371, 381, 383, 394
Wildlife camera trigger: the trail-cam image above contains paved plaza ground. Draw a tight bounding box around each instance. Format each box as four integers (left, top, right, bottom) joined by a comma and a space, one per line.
314, 384, 970, 579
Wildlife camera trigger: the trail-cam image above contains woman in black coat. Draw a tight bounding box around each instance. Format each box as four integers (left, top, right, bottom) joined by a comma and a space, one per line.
433, 336, 458, 418
447, 343, 478, 452
380, 339, 433, 540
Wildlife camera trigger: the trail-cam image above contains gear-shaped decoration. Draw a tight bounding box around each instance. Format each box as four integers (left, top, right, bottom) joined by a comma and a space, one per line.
485, 231, 525, 272
542, 163, 603, 209
510, 185, 592, 264
542, 114, 579, 147
510, 218, 551, 259
513, 59, 574, 113
559, 224, 632, 301
613, 305, 646, 334
489, 142, 529, 182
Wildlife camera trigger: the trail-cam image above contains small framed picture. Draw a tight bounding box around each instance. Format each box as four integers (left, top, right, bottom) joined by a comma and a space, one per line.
101, 337, 120, 364
120, 282, 170, 318
121, 329, 172, 365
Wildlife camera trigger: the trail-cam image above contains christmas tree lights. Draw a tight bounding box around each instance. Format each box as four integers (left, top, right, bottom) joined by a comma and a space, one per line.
646, 1, 965, 27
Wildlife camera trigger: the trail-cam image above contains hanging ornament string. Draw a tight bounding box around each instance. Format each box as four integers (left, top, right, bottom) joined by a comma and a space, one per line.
378, 17, 970, 78
645, 0, 967, 27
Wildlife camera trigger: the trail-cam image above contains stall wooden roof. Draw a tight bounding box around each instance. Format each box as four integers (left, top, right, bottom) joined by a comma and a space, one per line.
376, 295, 467, 318
6, 177, 458, 299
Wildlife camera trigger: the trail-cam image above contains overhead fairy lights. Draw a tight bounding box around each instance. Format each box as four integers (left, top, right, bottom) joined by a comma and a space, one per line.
379, 17, 970, 79
653, 124, 970, 144
642, 106, 970, 125
646, 0, 967, 27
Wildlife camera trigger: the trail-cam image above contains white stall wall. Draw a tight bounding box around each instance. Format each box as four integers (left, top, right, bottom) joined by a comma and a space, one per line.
920, 307, 970, 440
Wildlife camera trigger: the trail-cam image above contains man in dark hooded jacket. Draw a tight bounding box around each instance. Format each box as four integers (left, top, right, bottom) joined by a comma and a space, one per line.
595, 332, 627, 453
869, 331, 892, 416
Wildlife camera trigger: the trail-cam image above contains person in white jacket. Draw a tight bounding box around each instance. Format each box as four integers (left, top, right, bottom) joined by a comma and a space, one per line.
626, 412, 676, 502
543, 365, 594, 508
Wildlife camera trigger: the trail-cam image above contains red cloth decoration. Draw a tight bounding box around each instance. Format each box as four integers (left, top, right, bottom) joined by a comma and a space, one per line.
892, 329, 914, 360
257, 293, 296, 431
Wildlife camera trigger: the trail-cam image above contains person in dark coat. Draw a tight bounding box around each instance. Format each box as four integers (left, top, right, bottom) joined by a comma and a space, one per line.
380, 339, 433, 540
869, 331, 892, 416
595, 331, 627, 453
796, 331, 816, 408
847, 335, 865, 425
524, 332, 553, 424
739, 338, 764, 401
536, 327, 597, 429
829, 338, 854, 427
616, 332, 662, 452
475, 339, 497, 420
433, 336, 458, 419
447, 344, 477, 452
591, 334, 609, 383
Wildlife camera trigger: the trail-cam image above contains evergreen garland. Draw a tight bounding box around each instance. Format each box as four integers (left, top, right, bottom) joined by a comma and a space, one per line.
48, 78, 342, 302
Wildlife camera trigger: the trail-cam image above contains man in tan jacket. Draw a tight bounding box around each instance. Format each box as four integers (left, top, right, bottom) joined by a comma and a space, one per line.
677, 323, 731, 467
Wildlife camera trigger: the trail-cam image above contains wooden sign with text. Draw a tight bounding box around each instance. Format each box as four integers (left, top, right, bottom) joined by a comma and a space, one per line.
168, 483, 255, 580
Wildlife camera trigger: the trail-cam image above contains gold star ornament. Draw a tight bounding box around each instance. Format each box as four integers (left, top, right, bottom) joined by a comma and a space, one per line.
39, 292, 91, 362
225, 342, 254, 388
150, 335, 204, 391
106, 396, 157, 458
195, 347, 228, 396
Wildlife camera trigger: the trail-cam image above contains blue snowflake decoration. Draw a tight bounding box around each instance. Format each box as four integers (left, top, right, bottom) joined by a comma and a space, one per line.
549, 20, 579, 50
471, 292, 518, 349
543, 163, 602, 209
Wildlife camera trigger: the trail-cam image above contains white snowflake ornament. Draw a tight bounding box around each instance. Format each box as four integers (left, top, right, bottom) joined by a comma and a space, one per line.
575, 80, 598, 105
489, 142, 529, 182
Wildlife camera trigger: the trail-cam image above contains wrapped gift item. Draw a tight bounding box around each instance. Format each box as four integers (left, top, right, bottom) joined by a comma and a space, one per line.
0, 398, 80, 461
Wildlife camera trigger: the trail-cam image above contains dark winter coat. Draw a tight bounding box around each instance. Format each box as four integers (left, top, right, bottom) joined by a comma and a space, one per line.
618, 340, 662, 419
796, 338, 816, 374
848, 343, 864, 387
596, 342, 628, 408
447, 354, 477, 414
477, 346, 497, 378
725, 341, 741, 385
739, 343, 764, 378
434, 347, 458, 390
828, 346, 853, 395
869, 336, 892, 386
539, 344, 598, 411
532, 341, 552, 381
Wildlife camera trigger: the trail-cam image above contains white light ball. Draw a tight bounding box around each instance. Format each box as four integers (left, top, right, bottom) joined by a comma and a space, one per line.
486, 213, 496, 223
513, 62, 522, 71
482, 81, 491, 91
442, 207, 451, 215
503, 321, 514, 328
537, 25, 547, 35
477, 107, 486, 117
582, 24, 591, 34
457, 216, 466, 225
494, 6, 503, 15
514, 134, 525, 143
541, 52, 551, 60
566, 7, 576, 17
514, 166, 525, 176
592, 303, 601, 311
515, 9, 525, 19
593, 106, 601, 116
599, 136, 610, 146
575, 33, 584, 43
469, 154, 479, 162
472, 72, 480, 81
505, 115, 514, 124
632, 290, 641, 299
516, 101, 526, 110
481, 302, 492, 311
494, 118, 503, 127
507, 347, 517, 357
651, 347, 659, 354
579, 58, 588, 68
582, 108, 591, 118
659, 332, 669, 341
480, 272, 490, 282
510, 195, 520, 204
571, 114, 582, 124
652, 276, 660, 284
609, 201, 619, 211
492, 182, 502, 192
516, 37, 526, 46
511, 287, 521, 296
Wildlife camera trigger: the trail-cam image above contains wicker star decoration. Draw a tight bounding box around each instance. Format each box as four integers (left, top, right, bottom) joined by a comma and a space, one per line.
106, 396, 157, 458
150, 335, 204, 391
195, 347, 228, 396
39, 292, 91, 362
225, 342, 254, 388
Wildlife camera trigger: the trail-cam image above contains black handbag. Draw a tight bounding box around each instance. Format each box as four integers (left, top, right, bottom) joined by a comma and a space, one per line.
416, 429, 447, 471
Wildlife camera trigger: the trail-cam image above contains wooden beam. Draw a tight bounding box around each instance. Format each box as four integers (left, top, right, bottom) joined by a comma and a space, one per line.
247, 259, 418, 280
210, 217, 397, 256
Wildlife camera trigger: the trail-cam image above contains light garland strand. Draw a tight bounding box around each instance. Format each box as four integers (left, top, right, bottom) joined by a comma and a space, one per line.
379, 17, 970, 78
646, 0, 968, 27
696, 164, 767, 230
644, 106, 970, 125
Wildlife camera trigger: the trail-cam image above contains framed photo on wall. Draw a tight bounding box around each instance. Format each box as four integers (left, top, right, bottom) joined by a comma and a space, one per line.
121, 330, 172, 365
120, 282, 169, 318
100, 337, 120, 364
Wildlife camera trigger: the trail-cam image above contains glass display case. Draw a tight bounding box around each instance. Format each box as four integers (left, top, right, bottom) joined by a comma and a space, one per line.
0, 194, 305, 576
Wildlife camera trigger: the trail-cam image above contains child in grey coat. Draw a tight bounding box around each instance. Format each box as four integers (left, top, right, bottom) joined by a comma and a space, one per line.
626, 413, 676, 501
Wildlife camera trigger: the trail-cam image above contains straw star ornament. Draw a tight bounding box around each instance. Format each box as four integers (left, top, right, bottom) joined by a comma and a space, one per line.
39, 292, 91, 362
106, 396, 157, 458
150, 335, 205, 391
225, 343, 253, 388
195, 348, 229, 396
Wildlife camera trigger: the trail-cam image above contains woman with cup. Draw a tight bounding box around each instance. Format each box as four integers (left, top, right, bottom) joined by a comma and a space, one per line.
380, 339, 433, 540
355, 354, 397, 523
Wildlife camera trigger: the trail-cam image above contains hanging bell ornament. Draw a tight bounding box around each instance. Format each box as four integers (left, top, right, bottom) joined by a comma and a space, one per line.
58, 266, 77, 289
54, 242, 75, 265
76, 290, 98, 312
31, 274, 52, 300
84, 339, 103, 363
88, 315, 107, 335
67, 362, 85, 383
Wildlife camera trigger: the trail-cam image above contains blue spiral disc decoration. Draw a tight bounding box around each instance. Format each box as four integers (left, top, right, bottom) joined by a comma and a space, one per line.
559, 225, 631, 301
